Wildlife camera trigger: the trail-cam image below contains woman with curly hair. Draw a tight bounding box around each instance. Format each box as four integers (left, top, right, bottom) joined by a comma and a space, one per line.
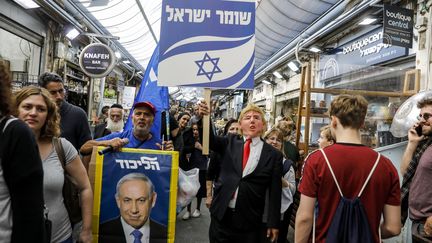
0, 62, 45, 242
263, 127, 296, 243
14, 86, 93, 243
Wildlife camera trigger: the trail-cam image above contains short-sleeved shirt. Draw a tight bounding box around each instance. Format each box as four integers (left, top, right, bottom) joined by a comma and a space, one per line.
96, 130, 160, 150
44, 137, 78, 242
409, 145, 432, 221
299, 143, 400, 243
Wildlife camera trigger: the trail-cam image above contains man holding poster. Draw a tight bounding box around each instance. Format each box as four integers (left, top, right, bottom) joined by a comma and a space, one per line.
99, 173, 167, 243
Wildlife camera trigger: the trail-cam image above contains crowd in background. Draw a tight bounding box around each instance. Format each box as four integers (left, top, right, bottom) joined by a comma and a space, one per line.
1, 59, 432, 243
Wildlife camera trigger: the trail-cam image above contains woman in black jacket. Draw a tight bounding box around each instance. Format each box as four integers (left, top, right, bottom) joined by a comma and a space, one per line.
0, 62, 45, 242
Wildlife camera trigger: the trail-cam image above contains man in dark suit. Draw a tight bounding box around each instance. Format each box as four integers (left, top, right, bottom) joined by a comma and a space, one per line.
198, 102, 283, 243
99, 173, 167, 243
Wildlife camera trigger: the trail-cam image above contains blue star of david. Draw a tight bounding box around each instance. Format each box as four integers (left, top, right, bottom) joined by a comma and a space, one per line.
195, 53, 222, 81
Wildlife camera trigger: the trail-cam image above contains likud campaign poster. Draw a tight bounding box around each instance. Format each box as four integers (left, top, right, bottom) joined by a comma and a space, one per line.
91, 147, 179, 243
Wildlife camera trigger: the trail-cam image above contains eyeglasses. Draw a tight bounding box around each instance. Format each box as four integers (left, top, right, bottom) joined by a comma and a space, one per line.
418, 112, 432, 121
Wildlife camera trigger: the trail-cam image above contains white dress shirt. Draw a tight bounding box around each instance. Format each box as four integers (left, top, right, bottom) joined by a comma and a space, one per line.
121, 217, 150, 243
229, 136, 264, 208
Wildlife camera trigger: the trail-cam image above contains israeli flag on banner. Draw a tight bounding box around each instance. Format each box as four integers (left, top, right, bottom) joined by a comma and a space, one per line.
158, 0, 255, 89
124, 45, 169, 139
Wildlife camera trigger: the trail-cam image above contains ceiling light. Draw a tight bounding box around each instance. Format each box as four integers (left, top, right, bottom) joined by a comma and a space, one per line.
12, 0, 39, 9
309, 47, 321, 53
359, 18, 377, 25
288, 61, 300, 72
169, 87, 180, 95
262, 79, 271, 85
66, 28, 80, 40
273, 71, 283, 79
115, 51, 121, 59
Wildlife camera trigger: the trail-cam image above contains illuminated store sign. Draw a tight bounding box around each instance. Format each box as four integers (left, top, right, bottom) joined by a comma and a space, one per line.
319, 28, 407, 80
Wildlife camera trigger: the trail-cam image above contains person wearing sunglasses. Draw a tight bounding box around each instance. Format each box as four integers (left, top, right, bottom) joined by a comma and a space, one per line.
401, 97, 432, 242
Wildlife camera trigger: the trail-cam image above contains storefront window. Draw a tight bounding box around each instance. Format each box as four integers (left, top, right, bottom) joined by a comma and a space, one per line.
306, 62, 414, 149
294, 27, 415, 149
0, 28, 41, 92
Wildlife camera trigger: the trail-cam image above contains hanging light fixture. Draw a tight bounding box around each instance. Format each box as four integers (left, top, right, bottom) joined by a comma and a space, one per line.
66, 28, 80, 40
262, 79, 272, 85
309, 47, 321, 53
358, 18, 377, 25
12, 0, 39, 9
272, 71, 283, 79
287, 60, 300, 72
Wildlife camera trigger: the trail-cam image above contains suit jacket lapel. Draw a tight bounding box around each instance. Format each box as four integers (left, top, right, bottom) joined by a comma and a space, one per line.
233, 136, 244, 176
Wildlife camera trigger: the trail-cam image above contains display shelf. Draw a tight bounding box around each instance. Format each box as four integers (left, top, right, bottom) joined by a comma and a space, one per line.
295, 63, 419, 155
56, 58, 90, 113
66, 73, 88, 82
65, 59, 81, 70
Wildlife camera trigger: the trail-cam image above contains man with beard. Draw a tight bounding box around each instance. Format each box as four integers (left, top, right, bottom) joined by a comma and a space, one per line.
94, 104, 124, 139
80, 101, 173, 154
401, 97, 432, 242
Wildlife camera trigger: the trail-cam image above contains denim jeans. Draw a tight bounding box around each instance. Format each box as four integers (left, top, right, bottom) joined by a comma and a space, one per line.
412, 221, 432, 243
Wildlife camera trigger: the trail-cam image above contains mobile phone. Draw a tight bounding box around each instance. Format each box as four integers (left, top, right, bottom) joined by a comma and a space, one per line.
415, 125, 423, 136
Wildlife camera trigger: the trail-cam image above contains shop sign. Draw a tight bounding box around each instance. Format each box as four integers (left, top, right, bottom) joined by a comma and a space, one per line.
158, 0, 255, 89
79, 43, 116, 78
319, 28, 407, 81
122, 86, 136, 109
383, 4, 414, 48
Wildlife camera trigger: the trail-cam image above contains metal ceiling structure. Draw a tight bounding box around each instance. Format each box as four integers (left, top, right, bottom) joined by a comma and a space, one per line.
72, 0, 160, 71
254, 0, 341, 69
71, 0, 342, 75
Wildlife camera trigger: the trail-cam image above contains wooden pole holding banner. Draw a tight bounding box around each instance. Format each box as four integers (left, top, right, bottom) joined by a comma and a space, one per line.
202, 88, 211, 155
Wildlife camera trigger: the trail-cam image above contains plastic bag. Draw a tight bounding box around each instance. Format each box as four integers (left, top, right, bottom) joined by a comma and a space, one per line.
177, 168, 200, 212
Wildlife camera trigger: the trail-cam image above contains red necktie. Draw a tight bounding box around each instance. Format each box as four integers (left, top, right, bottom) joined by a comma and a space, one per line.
242, 139, 252, 170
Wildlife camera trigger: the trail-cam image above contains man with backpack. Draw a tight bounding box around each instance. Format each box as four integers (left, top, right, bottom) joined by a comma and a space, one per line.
295, 94, 401, 243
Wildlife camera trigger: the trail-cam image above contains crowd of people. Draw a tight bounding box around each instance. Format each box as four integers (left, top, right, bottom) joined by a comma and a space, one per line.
0, 59, 432, 243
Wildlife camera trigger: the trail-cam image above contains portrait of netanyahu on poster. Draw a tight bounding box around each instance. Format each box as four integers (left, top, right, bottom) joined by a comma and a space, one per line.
99, 173, 167, 243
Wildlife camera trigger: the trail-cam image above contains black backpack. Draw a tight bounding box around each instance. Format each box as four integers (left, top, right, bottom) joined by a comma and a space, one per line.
313, 149, 381, 243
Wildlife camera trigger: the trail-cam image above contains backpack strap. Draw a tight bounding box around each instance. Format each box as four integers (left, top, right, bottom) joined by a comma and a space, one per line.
53, 137, 67, 169
320, 149, 344, 197
1, 116, 17, 133
282, 159, 292, 176
358, 153, 381, 197
312, 210, 316, 243
320, 149, 381, 198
